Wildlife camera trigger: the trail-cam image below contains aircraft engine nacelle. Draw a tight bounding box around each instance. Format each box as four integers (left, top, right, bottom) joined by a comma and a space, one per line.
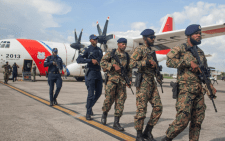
66, 63, 86, 77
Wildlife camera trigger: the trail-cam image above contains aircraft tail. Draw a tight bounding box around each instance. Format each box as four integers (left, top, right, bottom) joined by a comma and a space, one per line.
159, 14, 174, 33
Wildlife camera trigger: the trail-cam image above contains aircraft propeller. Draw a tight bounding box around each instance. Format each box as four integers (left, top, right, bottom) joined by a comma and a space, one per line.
70, 29, 84, 62
96, 17, 113, 51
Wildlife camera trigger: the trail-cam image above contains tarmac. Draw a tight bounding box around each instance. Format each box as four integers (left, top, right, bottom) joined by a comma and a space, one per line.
0, 73, 225, 141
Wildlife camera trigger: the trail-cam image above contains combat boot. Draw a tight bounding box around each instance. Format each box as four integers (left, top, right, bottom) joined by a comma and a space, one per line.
91, 110, 94, 116
101, 112, 108, 125
50, 101, 53, 106
161, 136, 172, 141
53, 98, 58, 105
142, 124, 156, 141
136, 130, 145, 141
113, 116, 124, 131
86, 114, 92, 120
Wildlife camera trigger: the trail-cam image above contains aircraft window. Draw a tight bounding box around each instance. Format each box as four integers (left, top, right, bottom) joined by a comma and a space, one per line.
3, 41, 6, 43
1, 44, 5, 48
7, 41, 10, 43
5, 43, 10, 48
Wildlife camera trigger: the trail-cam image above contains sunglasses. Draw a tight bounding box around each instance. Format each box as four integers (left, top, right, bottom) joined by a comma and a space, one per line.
194, 31, 201, 35
148, 36, 156, 39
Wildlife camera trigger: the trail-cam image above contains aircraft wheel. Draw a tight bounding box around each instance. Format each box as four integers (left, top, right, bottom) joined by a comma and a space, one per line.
75, 77, 84, 82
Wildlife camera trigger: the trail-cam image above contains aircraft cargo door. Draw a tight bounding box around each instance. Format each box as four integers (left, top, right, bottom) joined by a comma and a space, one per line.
22, 59, 33, 80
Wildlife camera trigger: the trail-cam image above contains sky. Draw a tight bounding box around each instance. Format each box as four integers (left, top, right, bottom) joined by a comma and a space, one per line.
1, 0, 225, 73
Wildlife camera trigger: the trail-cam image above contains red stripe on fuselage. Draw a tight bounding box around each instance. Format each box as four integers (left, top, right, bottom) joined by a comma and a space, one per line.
17, 39, 51, 75
155, 49, 171, 55
202, 27, 225, 34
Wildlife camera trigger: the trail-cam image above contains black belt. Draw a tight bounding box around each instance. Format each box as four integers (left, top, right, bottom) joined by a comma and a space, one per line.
49, 72, 59, 74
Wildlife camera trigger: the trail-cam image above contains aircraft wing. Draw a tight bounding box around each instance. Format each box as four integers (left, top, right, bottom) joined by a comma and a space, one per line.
133, 23, 225, 51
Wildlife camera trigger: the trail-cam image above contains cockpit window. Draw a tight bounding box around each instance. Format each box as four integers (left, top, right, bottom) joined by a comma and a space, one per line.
0, 41, 10, 48
1, 44, 5, 48
5, 43, 10, 48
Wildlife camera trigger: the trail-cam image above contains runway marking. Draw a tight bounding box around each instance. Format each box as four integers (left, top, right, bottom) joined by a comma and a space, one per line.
0, 81, 135, 141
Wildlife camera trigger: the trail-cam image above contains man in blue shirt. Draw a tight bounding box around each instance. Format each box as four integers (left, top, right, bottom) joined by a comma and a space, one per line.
77, 34, 103, 120
44, 48, 63, 106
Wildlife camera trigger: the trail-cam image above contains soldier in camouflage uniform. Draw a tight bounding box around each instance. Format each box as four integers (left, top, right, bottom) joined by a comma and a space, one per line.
100, 38, 132, 131
130, 29, 163, 141
161, 24, 217, 141
32, 63, 36, 82
2, 61, 12, 84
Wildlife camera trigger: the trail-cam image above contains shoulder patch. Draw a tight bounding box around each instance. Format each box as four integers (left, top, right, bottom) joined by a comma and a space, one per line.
167, 46, 180, 59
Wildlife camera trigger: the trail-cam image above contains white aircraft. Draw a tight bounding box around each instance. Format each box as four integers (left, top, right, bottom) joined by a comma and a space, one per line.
0, 15, 224, 81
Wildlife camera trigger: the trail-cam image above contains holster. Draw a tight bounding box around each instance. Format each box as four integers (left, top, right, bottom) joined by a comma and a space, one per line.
170, 81, 179, 99
104, 72, 108, 85
85, 67, 89, 76
45, 71, 48, 78
134, 71, 142, 88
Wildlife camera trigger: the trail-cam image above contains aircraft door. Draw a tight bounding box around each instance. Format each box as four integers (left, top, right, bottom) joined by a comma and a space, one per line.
22, 59, 33, 80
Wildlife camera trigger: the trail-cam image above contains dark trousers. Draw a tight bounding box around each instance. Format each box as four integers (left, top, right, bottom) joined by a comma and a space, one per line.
12, 72, 17, 81
213, 80, 218, 85
86, 78, 103, 115
48, 74, 62, 101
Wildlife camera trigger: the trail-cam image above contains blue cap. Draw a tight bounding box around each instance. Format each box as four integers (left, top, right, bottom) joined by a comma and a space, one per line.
89, 34, 98, 40
140, 29, 154, 36
185, 24, 201, 36
52, 48, 58, 53
117, 38, 127, 43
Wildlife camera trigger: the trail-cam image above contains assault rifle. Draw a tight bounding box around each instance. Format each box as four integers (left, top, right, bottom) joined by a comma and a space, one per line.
189, 46, 217, 112
148, 51, 163, 93
112, 53, 134, 95
53, 58, 67, 78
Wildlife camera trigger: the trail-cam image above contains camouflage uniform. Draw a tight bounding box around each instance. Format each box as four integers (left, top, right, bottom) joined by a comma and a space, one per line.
165, 43, 208, 140
32, 65, 36, 82
129, 45, 163, 131
2, 63, 12, 83
100, 49, 132, 117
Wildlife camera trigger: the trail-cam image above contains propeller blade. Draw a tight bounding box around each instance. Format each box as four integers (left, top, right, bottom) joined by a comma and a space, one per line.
78, 29, 83, 43
97, 21, 102, 36
102, 43, 108, 52
72, 50, 76, 62
105, 34, 113, 41
102, 16, 110, 36
74, 29, 78, 43
70, 43, 84, 50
